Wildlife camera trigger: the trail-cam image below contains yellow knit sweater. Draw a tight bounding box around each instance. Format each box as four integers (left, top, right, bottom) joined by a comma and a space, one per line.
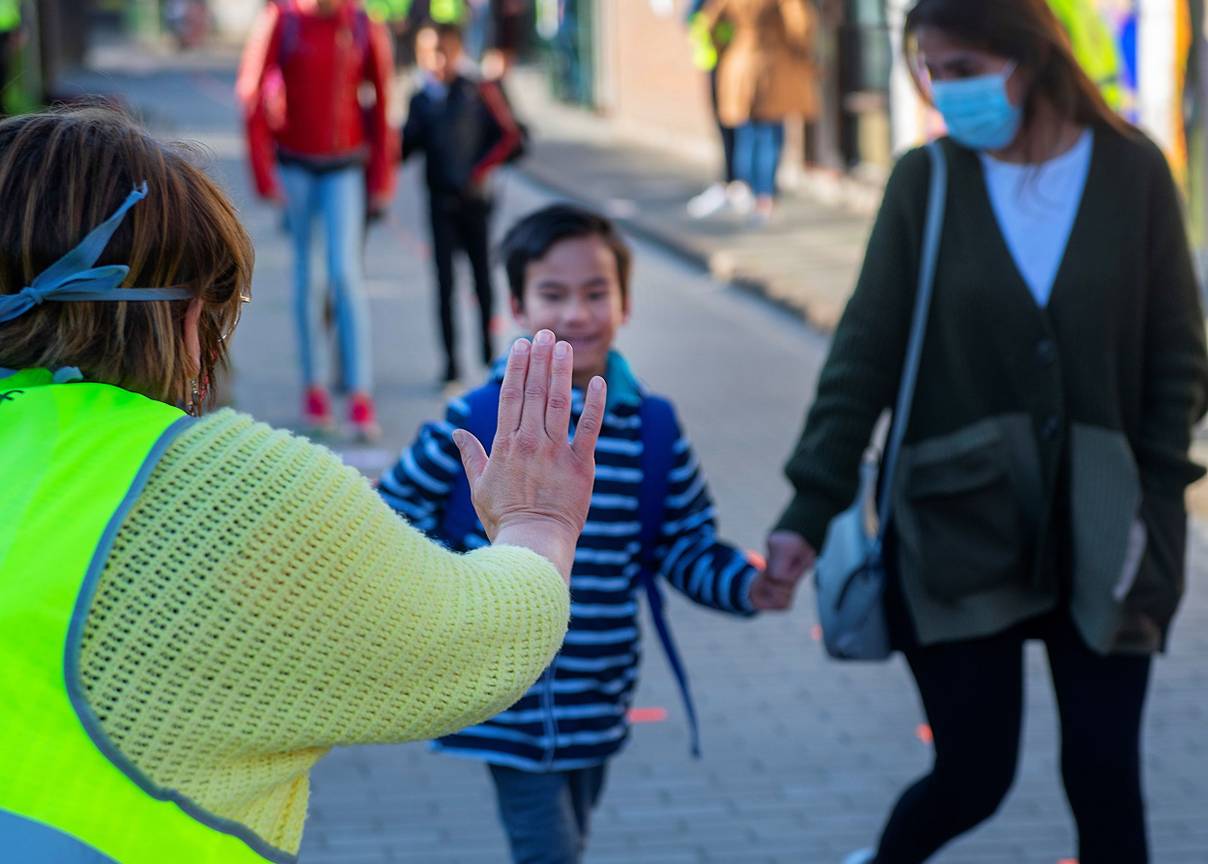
76, 410, 570, 856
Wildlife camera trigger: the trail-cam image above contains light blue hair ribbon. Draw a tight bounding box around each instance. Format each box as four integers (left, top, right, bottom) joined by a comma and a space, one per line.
0, 183, 194, 325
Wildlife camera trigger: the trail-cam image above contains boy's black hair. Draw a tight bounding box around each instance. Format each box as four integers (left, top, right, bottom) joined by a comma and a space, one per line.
500, 204, 632, 306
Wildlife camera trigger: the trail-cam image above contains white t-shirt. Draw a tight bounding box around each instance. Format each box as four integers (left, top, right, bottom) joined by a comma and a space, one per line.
979, 129, 1094, 308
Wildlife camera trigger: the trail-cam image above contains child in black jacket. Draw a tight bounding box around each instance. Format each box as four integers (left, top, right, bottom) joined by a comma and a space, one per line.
404, 21, 522, 387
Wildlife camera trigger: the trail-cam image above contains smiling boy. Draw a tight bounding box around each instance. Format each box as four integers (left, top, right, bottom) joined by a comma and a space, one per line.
379, 204, 785, 864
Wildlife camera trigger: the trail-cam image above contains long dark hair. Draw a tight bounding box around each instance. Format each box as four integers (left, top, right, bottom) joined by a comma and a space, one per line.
904, 0, 1130, 153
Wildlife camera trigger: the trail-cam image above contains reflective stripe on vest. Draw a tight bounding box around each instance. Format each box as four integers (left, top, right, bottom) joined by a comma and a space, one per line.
0, 369, 281, 864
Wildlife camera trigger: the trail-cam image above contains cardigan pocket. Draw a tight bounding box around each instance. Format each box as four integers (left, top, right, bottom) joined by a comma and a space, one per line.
894, 420, 1032, 603
1067, 424, 1144, 653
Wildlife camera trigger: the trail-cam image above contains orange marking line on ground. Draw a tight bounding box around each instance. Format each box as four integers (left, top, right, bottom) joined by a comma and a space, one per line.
1057, 859, 1079, 864
916, 723, 933, 745
810, 625, 823, 642
628, 707, 669, 724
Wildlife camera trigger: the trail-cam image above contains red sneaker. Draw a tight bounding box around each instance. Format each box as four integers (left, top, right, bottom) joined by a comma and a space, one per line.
303, 386, 334, 431
349, 392, 381, 442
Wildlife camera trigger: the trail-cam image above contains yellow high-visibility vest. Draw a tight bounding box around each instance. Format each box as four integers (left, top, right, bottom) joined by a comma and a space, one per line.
1047, 0, 1125, 110
0, 0, 19, 33
0, 368, 282, 863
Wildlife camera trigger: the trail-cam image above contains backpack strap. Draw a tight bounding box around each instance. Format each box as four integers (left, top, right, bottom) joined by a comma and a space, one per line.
352, 7, 370, 54
439, 381, 501, 549
637, 395, 701, 758
278, 4, 370, 68
277, 3, 300, 67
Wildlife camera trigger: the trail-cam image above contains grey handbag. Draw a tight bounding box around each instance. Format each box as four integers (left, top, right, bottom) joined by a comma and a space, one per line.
814, 140, 948, 661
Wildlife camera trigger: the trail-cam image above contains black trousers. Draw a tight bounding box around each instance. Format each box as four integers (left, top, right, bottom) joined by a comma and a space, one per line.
875, 612, 1152, 864
708, 68, 736, 185
428, 193, 495, 378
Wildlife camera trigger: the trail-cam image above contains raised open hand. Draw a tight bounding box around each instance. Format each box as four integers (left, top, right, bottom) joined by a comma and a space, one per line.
452, 330, 607, 580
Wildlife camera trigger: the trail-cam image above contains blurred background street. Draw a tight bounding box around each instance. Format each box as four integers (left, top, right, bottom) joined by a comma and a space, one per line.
6, 1, 1208, 861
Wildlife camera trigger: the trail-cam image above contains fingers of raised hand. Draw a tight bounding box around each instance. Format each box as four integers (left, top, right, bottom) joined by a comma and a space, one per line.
498, 338, 531, 434
452, 429, 490, 487
571, 376, 607, 460
545, 340, 575, 441
520, 330, 556, 435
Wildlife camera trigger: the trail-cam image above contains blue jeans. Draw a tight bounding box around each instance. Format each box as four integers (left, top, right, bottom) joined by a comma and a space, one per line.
278, 162, 371, 394
488, 763, 609, 864
734, 121, 785, 198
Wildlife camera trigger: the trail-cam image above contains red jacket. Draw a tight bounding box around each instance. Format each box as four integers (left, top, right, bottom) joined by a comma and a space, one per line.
238, 0, 396, 204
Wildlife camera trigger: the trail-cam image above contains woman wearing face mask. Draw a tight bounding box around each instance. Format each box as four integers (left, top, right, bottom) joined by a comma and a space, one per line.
765, 1, 1208, 862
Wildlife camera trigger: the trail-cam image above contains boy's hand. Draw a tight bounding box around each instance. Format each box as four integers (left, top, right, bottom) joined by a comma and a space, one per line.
754, 530, 815, 611
766, 530, 815, 581
453, 331, 607, 581
748, 570, 800, 611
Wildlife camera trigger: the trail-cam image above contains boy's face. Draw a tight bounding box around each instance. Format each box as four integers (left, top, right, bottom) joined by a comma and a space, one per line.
415, 28, 463, 83
513, 235, 629, 387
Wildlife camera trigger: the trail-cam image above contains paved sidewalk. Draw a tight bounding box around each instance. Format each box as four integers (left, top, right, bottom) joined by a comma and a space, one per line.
507, 68, 876, 332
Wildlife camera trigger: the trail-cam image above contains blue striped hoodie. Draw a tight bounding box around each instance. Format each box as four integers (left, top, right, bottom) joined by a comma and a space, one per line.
379, 351, 758, 771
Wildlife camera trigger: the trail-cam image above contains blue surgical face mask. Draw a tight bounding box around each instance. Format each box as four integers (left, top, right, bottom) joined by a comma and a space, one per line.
931, 62, 1022, 151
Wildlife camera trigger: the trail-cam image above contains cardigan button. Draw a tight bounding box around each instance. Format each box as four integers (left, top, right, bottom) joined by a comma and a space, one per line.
1036, 339, 1058, 367
1041, 416, 1062, 440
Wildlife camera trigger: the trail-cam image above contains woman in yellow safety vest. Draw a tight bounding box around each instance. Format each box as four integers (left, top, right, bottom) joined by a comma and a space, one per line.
0, 106, 607, 863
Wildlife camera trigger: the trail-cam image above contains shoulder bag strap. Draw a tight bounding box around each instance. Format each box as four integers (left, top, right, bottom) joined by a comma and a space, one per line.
875, 140, 948, 537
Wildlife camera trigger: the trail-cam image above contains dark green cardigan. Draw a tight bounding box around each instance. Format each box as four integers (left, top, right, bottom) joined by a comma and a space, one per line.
778, 128, 1208, 654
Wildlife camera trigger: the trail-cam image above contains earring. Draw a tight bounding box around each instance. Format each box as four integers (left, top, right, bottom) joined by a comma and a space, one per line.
185, 377, 201, 417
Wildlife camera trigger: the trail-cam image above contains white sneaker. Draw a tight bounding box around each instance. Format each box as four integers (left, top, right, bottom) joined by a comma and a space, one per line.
686, 183, 730, 219
728, 182, 755, 216
842, 849, 876, 864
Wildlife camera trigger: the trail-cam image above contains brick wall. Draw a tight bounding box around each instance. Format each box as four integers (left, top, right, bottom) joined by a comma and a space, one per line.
599, 3, 716, 154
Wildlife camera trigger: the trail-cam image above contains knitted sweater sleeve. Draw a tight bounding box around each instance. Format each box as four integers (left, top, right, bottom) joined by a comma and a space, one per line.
80, 410, 570, 756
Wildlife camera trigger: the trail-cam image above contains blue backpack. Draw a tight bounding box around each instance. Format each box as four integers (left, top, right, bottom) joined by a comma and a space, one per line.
440, 382, 703, 757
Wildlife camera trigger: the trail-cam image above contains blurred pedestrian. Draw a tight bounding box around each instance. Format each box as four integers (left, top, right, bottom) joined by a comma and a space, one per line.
765, 2, 1208, 862
365, 0, 416, 69
698, 0, 818, 223
684, 0, 743, 219
487, 0, 529, 72
237, 0, 396, 440
0, 0, 21, 118
403, 20, 523, 389
379, 203, 791, 864
0, 107, 609, 864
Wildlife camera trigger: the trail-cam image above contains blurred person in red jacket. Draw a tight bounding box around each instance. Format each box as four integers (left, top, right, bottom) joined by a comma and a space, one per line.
237, 0, 397, 440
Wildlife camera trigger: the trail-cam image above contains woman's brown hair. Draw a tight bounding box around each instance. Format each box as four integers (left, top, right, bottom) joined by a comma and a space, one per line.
904, 0, 1131, 154
0, 105, 254, 407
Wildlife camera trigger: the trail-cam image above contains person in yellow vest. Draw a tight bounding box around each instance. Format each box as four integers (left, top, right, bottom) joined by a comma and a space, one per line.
685, 0, 743, 218
365, 0, 412, 23
0, 0, 21, 117
365, 0, 414, 68
1047, 0, 1126, 110
0, 106, 610, 863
